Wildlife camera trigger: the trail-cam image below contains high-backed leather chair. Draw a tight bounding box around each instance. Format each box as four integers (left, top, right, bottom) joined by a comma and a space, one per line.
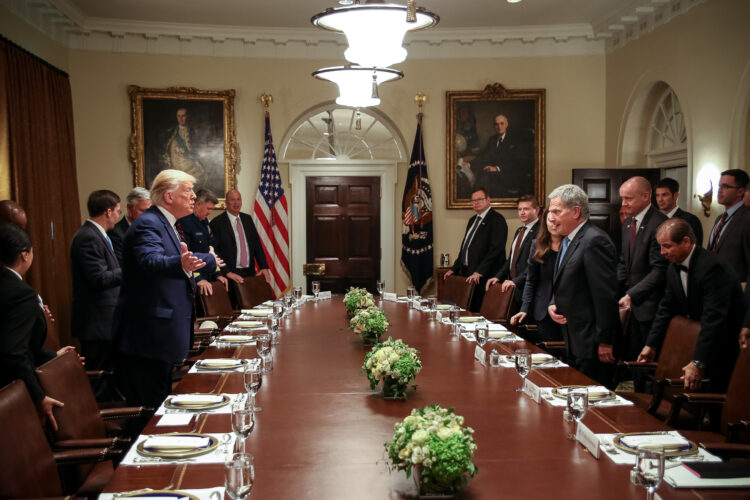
0, 380, 116, 498
437, 274, 474, 310
234, 275, 275, 309
478, 282, 514, 323
198, 280, 236, 318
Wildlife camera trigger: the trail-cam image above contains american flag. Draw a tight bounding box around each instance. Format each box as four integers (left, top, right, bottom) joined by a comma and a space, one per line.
252, 112, 289, 297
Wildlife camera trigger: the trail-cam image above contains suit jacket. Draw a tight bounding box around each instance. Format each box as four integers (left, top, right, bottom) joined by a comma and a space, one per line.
494, 219, 540, 304
709, 204, 750, 293
645, 246, 744, 391
70, 221, 122, 341
107, 217, 129, 266
113, 206, 215, 363
551, 221, 621, 360
210, 211, 268, 275
451, 208, 508, 278
472, 131, 534, 198
0, 268, 54, 403
520, 241, 556, 322
673, 208, 703, 248
617, 206, 668, 321
176, 213, 221, 282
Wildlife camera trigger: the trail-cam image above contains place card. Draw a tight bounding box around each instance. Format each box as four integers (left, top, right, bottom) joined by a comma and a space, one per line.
383, 292, 397, 302
319, 291, 332, 299
576, 422, 600, 459
474, 346, 487, 366
523, 378, 541, 404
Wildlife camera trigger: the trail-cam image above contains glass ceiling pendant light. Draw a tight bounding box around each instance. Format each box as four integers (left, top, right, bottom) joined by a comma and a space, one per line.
311, 1, 439, 68
312, 66, 404, 108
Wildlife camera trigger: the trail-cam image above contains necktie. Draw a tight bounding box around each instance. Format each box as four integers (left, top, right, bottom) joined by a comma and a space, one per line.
510, 226, 526, 279
556, 236, 570, 271
236, 216, 249, 268
461, 216, 482, 266
676, 264, 689, 296
710, 212, 728, 251
629, 218, 637, 257
105, 234, 113, 250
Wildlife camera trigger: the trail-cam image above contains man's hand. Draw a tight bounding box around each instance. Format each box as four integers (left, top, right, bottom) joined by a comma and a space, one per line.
466, 272, 482, 284
510, 311, 527, 326
260, 269, 271, 284
180, 242, 207, 273
39, 396, 63, 431
217, 275, 229, 291
43, 305, 55, 323
500, 280, 516, 292
618, 294, 632, 309
598, 343, 615, 364
681, 362, 703, 390
443, 270, 454, 280
637, 345, 656, 363
483, 165, 500, 173
226, 272, 244, 284
197, 280, 213, 296
209, 246, 226, 268
485, 277, 499, 291
548, 304, 567, 324
740, 327, 750, 350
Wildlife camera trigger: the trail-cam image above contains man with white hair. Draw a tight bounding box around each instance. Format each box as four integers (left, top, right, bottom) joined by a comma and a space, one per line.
112, 169, 217, 409
108, 187, 151, 265
547, 184, 621, 386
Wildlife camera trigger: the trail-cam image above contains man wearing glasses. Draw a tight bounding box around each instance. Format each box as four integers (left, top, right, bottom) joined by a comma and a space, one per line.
444, 187, 508, 311
709, 169, 750, 298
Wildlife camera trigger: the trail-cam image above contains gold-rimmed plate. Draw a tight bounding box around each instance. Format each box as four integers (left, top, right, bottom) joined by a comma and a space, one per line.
136, 432, 218, 459
115, 490, 199, 499
164, 394, 230, 411
458, 316, 483, 323
435, 304, 452, 311
505, 353, 555, 364
195, 358, 247, 371
230, 321, 264, 329
217, 335, 256, 344
551, 385, 616, 402
613, 432, 699, 457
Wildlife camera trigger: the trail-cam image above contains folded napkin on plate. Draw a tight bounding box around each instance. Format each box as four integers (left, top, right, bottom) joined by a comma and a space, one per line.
218, 335, 253, 342
248, 310, 272, 317
231, 321, 262, 328
531, 353, 554, 363
170, 394, 224, 405
198, 358, 243, 367
488, 331, 511, 338
488, 324, 509, 332
459, 316, 483, 323
143, 436, 210, 451
621, 433, 690, 451
262, 300, 275, 306
435, 304, 452, 311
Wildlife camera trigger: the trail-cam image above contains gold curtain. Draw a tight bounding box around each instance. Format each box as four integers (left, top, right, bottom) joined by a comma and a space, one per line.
1, 37, 80, 348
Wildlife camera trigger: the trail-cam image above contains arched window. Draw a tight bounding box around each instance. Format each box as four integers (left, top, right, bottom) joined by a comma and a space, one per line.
646, 87, 687, 167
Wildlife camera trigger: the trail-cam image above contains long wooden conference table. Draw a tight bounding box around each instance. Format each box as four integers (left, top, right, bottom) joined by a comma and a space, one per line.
102, 296, 748, 498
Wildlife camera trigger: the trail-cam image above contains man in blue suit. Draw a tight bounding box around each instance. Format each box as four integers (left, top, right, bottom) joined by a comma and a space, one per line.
113, 169, 217, 408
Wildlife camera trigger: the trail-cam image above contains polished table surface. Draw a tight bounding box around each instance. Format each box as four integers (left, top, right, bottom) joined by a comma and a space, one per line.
103, 297, 749, 498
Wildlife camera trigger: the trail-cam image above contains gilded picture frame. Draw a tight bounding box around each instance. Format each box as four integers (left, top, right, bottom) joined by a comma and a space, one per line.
446, 83, 545, 209
128, 85, 238, 209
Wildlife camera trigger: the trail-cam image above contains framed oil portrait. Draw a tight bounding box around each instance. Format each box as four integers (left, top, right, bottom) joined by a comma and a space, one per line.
128, 85, 238, 209
446, 83, 545, 209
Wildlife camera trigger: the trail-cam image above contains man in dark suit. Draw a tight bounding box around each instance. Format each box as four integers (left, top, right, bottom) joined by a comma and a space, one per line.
654, 178, 703, 247
108, 187, 151, 265
70, 190, 123, 397
639, 218, 744, 393
547, 184, 621, 386
486, 194, 540, 308
113, 169, 216, 409
708, 169, 750, 297
444, 186, 508, 312
210, 189, 269, 286
617, 177, 668, 389
176, 188, 228, 296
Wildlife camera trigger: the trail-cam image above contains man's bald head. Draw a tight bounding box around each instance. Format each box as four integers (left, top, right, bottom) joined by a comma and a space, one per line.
0, 200, 28, 229
619, 176, 653, 218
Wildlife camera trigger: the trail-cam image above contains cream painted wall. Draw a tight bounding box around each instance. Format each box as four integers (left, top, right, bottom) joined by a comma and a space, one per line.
68, 51, 605, 293
605, 0, 750, 239
0, 5, 68, 71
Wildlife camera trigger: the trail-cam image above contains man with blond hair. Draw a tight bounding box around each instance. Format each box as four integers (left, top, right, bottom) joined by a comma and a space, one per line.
113, 169, 217, 409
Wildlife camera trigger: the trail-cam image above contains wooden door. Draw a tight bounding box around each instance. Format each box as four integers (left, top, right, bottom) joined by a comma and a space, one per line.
306, 176, 380, 294
572, 168, 661, 251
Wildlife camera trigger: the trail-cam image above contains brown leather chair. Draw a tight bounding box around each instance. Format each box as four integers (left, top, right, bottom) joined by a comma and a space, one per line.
198, 280, 236, 319
234, 275, 275, 309
0, 380, 117, 498
437, 274, 475, 310
478, 281, 514, 324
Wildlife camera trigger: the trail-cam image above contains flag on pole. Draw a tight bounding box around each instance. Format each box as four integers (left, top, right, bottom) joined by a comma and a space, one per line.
252, 112, 290, 298
400, 116, 433, 294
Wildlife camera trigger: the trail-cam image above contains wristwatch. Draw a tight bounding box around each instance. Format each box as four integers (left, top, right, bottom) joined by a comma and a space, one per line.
691, 360, 706, 370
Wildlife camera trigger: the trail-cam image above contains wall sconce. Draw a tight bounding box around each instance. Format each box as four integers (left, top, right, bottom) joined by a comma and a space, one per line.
694, 180, 712, 218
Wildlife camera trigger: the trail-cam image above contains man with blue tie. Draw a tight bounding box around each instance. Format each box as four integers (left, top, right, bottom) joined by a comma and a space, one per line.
70, 190, 122, 397
547, 184, 621, 386
113, 170, 216, 408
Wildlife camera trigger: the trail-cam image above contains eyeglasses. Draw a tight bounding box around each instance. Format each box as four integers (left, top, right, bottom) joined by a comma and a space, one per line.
718, 184, 743, 190
471, 197, 486, 203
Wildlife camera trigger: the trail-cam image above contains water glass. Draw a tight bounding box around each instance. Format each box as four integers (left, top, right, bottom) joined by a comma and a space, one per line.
565, 387, 588, 439
293, 286, 302, 307
284, 295, 294, 315
427, 296, 437, 320
231, 398, 255, 454
440, 252, 451, 267
243, 364, 263, 412
449, 306, 460, 336
261, 351, 273, 372
514, 348, 530, 391
376, 279, 385, 296
225, 453, 254, 499
407, 286, 416, 309
475, 322, 489, 347
630, 445, 665, 500
273, 301, 283, 319
266, 316, 279, 344
312, 281, 320, 301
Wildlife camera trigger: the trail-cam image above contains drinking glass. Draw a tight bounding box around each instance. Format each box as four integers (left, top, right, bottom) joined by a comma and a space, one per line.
312, 281, 321, 301
266, 316, 279, 344
514, 348, 531, 392
293, 286, 302, 307
284, 295, 294, 315
475, 322, 489, 347
449, 306, 460, 336
376, 279, 385, 300
256, 334, 272, 372
273, 301, 283, 319
243, 364, 263, 412
225, 453, 254, 499
231, 398, 255, 454
630, 445, 665, 500
427, 296, 437, 320
407, 286, 416, 309
564, 387, 588, 439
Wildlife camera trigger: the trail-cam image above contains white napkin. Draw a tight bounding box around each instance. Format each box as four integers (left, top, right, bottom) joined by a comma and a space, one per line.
156, 414, 194, 426
458, 316, 483, 323
217, 335, 254, 342
620, 433, 690, 451
170, 394, 224, 405
198, 358, 243, 367
230, 321, 263, 328
142, 436, 210, 451
199, 320, 218, 329
262, 300, 275, 306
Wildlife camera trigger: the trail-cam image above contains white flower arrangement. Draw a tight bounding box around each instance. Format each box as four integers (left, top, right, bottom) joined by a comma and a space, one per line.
361, 338, 421, 399
344, 286, 376, 313
349, 306, 388, 344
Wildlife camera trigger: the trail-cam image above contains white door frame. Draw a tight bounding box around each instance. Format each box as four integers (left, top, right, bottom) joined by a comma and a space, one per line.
288, 160, 397, 290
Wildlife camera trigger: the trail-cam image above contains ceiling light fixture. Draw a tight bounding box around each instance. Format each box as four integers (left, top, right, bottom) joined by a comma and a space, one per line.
311, 1, 439, 68
312, 65, 404, 108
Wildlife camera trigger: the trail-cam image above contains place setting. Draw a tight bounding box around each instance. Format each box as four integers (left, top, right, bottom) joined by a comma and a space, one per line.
596, 430, 721, 466
497, 351, 567, 369
98, 486, 224, 500
540, 384, 634, 408
190, 358, 260, 374
120, 431, 234, 466
155, 393, 239, 416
